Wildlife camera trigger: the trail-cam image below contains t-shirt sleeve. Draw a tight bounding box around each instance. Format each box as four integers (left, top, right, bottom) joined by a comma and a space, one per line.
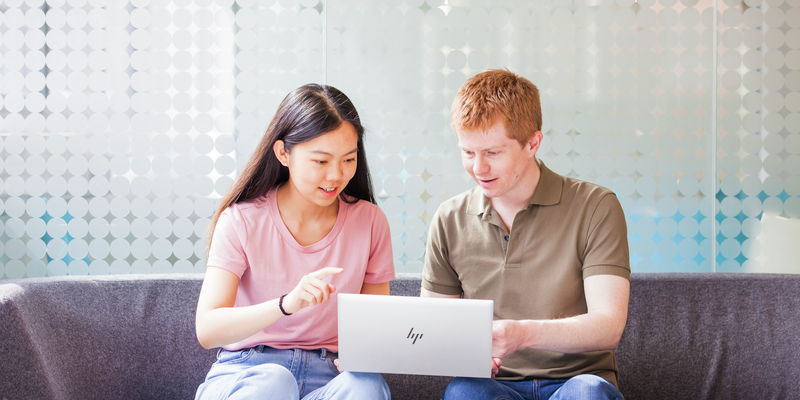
206, 208, 249, 278
582, 193, 631, 280
363, 206, 396, 284
421, 207, 463, 296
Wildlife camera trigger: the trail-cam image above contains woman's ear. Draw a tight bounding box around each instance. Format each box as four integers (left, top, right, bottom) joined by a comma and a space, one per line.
273, 140, 288, 167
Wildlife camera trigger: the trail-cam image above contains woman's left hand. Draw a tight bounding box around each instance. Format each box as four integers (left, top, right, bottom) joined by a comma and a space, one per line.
281, 267, 343, 314
333, 358, 344, 373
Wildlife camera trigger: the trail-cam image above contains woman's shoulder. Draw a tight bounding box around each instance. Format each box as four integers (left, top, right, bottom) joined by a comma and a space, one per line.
342, 196, 386, 222
222, 196, 271, 220
343, 195, 377, 210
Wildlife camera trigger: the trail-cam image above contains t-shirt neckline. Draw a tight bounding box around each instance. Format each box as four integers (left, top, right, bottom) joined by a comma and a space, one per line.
267, 189, 349, 253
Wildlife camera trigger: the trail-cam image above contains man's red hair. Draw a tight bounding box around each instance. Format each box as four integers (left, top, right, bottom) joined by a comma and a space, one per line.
451, 69, 542, 145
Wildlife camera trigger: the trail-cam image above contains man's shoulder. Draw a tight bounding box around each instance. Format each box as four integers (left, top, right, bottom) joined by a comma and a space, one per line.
560, 175, 617, 204
435, 186, 481, 220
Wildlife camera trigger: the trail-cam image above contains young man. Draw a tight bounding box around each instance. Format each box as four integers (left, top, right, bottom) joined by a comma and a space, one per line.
422, 69, 630, 400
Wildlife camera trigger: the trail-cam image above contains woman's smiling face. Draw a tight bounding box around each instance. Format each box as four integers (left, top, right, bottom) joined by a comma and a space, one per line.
276, 121, 359, 208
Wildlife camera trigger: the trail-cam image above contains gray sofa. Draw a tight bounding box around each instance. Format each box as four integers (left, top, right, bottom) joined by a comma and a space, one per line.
1, 273, 799, 400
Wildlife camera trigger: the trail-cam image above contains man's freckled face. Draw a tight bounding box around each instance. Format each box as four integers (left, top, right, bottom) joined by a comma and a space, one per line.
457, 120, 533, 201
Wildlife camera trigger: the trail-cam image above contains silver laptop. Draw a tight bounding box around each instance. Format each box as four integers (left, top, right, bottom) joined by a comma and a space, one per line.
337, 293, 493, 378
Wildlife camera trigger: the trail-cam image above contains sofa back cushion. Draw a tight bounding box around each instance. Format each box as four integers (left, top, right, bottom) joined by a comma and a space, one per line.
0, 274, 214, 400
2, 273, 799, 400
617, 273, 800, 399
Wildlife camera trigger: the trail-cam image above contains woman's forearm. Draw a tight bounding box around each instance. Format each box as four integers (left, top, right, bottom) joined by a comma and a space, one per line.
196, 298, 285, 349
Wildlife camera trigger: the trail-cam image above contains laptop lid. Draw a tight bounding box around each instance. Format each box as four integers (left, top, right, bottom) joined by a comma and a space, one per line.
337, 293, 493, 378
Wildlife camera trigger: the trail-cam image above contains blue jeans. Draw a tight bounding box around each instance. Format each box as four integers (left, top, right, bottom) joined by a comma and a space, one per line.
195, 345, 390, 400
442, 374, 622, 400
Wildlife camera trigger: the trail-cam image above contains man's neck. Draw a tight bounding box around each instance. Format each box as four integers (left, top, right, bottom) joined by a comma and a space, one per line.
490, 161, 541, 232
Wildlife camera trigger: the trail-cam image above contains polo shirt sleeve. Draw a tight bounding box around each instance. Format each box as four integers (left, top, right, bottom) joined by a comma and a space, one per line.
363, 207, 396, 284
206, 208, 249, 278
582, 193, 631, 280
422, 208, 463, 296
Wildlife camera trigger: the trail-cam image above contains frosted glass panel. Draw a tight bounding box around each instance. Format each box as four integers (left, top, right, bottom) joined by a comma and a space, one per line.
327, 0, 715, 273
715, 0, 800, 273
326, 1, 471, 273
1, 0, 799, 278
0, 0, 322, 278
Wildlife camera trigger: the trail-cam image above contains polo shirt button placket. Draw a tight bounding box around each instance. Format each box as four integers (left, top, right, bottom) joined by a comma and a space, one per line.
504, 235, 509, 241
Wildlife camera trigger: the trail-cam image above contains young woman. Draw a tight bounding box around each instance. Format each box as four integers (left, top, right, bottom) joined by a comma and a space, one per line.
194, 84, 394, 400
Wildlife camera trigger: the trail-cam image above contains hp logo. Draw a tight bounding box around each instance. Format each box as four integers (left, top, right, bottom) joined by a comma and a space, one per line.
407, 327, 423, 344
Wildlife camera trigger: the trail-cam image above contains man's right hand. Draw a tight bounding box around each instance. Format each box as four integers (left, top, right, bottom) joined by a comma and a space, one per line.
282, 267, 343, 314
491, 357, 502, 378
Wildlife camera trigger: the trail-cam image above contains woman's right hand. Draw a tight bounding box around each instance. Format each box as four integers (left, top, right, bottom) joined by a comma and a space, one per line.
281, 267, 344, 314
195, 266, 344, 349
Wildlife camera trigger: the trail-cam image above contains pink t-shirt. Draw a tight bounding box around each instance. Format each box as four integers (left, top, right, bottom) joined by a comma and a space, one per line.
207, 189, 395, 352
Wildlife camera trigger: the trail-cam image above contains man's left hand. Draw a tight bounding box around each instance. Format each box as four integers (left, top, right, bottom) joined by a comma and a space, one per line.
492, 320, 529, 358
491, 357, 502, 378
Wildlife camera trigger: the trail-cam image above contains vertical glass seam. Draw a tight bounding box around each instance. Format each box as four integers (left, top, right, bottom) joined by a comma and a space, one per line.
322, 0, 327, 85
712, 0, 718, 272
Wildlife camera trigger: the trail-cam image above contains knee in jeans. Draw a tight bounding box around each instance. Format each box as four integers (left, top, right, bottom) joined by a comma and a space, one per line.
557, 374, 620, 400
336, 372, 390, 399
565, 374, 606, 389
242, 363, 295, 387
447, 377, 485, 389
443, 377, 488, 398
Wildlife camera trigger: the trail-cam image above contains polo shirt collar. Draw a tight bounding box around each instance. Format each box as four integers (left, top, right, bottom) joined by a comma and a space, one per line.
466, 159, 563, 216
530, 160, 562, 206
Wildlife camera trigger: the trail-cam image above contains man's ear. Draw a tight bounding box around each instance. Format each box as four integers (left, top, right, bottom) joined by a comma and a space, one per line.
273, 140, 288, 166
527, 131, 543, 157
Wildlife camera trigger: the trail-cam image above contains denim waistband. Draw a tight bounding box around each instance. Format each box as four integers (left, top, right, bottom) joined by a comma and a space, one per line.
246, 345, 337, 360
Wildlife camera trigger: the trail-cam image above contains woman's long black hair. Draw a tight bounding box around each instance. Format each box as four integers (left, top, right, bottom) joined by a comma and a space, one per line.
206, 84, 375, 253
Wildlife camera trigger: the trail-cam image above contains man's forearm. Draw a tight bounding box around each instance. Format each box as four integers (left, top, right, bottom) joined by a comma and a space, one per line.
515, 309, 626, 354
420, 287, 461, 298
494, 275, 629, 357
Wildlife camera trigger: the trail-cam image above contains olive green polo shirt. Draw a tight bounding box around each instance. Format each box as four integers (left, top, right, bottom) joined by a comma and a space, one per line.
422, 161, 630, 387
